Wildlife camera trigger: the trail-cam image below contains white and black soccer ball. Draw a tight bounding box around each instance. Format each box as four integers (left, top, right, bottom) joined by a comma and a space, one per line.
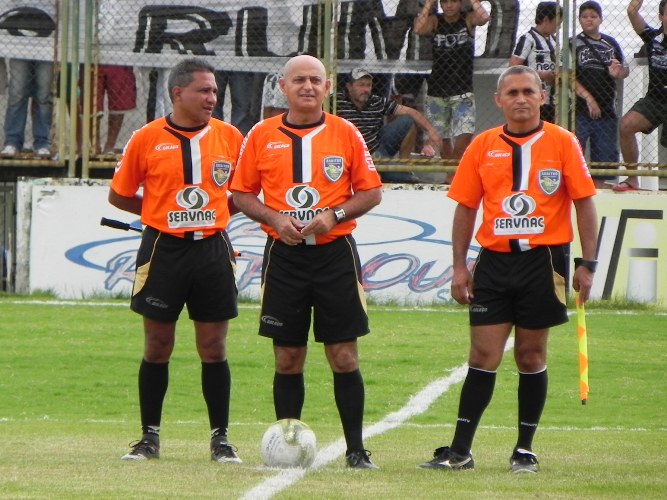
260, 418, 317, 468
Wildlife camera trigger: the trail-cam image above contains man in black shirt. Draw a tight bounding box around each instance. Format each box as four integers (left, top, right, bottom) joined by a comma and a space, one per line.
617, 0, 667, 191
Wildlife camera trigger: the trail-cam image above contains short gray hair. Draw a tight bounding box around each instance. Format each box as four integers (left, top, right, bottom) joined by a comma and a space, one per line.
497, 66, 542, 91
167, 58, 216, 102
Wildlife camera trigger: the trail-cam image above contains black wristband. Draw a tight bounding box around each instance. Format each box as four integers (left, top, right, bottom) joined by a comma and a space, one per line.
574, 257, 597, 273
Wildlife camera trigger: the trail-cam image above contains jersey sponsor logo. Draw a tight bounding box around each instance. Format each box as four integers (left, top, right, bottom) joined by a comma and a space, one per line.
494, 216, 545, 235
167, 209, 217, 227
283, 185, 326, 223
488, 150, 511, 158
155, 142, 179, 151
212, 161, 231, 187
286, 185, 320, 209
169, 186, 216, 229
538, 169, 561, 195
495, 193, 545, 235
323, 155, 344, 182
502, 193, 536, 216
267, 141, 290, 150
176, 186, 210, 209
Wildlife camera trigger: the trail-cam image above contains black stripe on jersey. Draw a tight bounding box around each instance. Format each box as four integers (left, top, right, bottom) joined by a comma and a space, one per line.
278, 127, 304, 183
500, 135, 523, 192
509, 239, 522, 253
513, 34, 527, 58
165, 128, 194, 184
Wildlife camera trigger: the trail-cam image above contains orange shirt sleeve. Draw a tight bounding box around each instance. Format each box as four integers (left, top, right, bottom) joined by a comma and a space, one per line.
110, 127, 148, 197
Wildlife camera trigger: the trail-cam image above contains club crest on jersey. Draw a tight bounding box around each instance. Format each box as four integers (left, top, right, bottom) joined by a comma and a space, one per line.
323, 156, 344, 182
212, 161, 232, 187
538, 169, 561, 195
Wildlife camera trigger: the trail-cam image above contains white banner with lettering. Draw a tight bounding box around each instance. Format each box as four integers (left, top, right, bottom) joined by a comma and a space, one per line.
20, 180, 667, 305
0, 0, 530, 73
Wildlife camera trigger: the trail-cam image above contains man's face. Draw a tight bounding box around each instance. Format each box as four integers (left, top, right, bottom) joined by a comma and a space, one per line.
346, 77, 373, 108
280, 59, 330, 114
440, 0, 462, 20
494, 73, 545, 126
579, 9, 602, 35
172, 71, 217, 127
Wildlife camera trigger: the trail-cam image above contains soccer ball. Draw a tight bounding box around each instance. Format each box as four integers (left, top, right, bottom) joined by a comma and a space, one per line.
260, 418, 317, 468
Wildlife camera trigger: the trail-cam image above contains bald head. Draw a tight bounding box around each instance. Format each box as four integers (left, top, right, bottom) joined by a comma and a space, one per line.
282, 54, 326, 80
279, 55, 331, 124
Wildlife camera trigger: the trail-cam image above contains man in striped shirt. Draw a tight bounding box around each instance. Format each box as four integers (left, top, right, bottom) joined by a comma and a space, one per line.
335, 68, 442, 183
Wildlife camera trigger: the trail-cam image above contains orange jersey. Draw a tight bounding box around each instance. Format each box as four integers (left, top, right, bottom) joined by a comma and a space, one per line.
231, 112, 381, 244
111, 116, 243, 239
448, 121, 596, 252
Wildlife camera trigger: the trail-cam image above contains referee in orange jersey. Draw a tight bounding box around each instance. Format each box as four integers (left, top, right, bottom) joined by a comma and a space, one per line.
420, 65, 599, 473
231, 55, 382, 470
109, 58, 243, 464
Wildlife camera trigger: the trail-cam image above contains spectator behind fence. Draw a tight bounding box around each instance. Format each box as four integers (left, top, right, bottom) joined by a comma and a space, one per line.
336, 68, 442, 184
413, 0, 490, 167
213, 70, 264, 136
80, 64, 137, 155
140, 67, 171, 122
509, 1, 562, 123
261, 72, 288, 119
571, 1, 629, 188
1, 58, 53, 158
616, 0, 667, 191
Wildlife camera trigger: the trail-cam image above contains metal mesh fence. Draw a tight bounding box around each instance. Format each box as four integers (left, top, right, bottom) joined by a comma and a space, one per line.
0, 0, 664, 183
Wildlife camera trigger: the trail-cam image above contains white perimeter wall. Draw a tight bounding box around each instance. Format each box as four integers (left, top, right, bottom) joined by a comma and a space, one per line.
16, 178, 667, 305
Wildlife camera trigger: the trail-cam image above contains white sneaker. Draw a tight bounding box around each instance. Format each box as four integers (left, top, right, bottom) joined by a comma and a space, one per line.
1, 145, 18, 156
36, 147, 51, 157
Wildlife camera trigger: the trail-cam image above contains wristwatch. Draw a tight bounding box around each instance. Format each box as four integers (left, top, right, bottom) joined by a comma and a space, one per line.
574, 257, 598, 273
332, 206, 346, 224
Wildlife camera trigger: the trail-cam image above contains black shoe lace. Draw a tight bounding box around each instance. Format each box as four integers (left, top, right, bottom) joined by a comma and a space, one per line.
213, 441, 238, 456
128, 439, 156, 453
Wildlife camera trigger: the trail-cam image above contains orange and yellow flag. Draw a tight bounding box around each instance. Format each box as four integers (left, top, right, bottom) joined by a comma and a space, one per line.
576, 296, 589, 405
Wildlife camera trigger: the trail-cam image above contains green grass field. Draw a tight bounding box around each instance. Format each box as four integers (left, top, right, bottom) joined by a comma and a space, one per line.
1, 298, 665, 499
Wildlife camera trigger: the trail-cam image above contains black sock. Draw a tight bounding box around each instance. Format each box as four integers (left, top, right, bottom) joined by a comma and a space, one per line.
202, 360, 231, 438
516, 368, 548, 451
333, 370, 365, 453
451, 367, 496, 456
138, 359, 168, 437
273, 373, 305, 420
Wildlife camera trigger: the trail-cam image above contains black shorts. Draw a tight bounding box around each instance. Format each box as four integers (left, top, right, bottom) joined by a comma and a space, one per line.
630, 95, 667, 147
259, 236, 370, 346
130, 226, 238, 323
469, 245, 568, 329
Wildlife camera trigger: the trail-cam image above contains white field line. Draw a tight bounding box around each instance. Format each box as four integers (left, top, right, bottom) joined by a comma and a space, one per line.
1, 417, 659, 434
1, 300, 665, 317
239, 339, 515, 500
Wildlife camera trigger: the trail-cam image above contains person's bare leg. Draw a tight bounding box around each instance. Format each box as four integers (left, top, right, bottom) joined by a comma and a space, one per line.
104, 113, 125, 153
619, 110, 653, 189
